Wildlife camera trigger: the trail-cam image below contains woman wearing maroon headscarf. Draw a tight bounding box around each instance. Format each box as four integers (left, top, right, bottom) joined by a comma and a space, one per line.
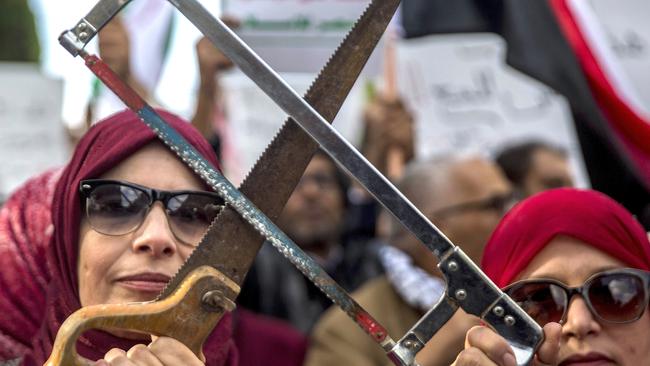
452, 188, 650, 365
14, 109, 238, 365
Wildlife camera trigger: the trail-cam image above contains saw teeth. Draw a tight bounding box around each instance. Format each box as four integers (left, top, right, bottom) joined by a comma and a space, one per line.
306, 0, 391, 94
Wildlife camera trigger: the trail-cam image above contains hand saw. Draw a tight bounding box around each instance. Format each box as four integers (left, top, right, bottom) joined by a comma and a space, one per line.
48, 1, 543, 365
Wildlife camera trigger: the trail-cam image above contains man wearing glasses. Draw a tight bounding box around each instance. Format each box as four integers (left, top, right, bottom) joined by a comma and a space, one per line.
306, 155, 515, 366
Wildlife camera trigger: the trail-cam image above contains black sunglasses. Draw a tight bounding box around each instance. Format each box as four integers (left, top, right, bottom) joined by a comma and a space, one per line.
430, 192, 515, 218
79, 179, 224, 246
504, 268, 650, 326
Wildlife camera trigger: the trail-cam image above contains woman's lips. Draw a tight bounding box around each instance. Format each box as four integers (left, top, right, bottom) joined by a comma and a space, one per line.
559, 353, 615, 366
116, 272, 171, 293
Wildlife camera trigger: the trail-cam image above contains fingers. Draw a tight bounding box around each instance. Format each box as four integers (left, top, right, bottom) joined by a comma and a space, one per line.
103, 348, 134, 366
99, 338, 203, 366
366, 99, 413, 136
221, 16, 241, 29
126, 345, 165, 366
534, 322, 561, 366
362, 94, 414, 171
467, 326, 517, 366
451, 326, 518, 366
148, 337, 204, 366
196, 34, 234, 73
453, 346, 500, 366
364, 98, 412, 137
453, 323, 562, 366
102, 345, 164, 365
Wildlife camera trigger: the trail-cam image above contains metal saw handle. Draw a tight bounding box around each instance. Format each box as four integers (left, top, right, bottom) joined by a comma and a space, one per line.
44, 266, 239, 366
388, 247, 543, 365
440, 248, 543, 366
59, 0, 131, 56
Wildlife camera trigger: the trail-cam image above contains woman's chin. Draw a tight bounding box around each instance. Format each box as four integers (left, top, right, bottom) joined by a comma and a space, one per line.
109, 286, 160, 304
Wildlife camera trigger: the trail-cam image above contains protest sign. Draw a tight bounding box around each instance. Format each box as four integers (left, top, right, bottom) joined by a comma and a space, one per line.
0, 63, 66, 201
396, 33, 590, 186
221, 0, 383, 74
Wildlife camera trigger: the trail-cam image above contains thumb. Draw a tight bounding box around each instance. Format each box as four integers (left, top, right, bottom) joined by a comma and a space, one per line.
535, 322, 561, 366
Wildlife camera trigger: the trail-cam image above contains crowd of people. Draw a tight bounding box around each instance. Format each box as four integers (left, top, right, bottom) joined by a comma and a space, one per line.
1, 8, 650, 366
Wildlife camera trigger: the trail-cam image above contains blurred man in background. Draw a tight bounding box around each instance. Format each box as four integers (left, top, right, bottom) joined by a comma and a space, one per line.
496, 140, 574, 199
305, 155, 514, 366
237, 150, 385, 333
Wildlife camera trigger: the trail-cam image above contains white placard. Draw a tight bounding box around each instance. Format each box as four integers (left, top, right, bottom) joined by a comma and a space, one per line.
223, 0, 368, 36
0, 63, 67, 201
221, 0, 383, 74
396, 34, 589, 186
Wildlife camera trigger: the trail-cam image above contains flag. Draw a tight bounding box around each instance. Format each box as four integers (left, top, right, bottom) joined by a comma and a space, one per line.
401, 0, 650, 228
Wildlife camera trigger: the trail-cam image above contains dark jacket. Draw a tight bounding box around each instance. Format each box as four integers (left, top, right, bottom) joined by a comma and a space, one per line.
237, 238, 384, 333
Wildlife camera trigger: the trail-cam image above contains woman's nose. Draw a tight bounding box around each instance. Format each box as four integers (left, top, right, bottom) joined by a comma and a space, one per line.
131, 202, 178, 257
561, 297, 602, 340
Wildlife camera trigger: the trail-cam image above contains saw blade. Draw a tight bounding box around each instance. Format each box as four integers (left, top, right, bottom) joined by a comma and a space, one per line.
159, 0, 399, 298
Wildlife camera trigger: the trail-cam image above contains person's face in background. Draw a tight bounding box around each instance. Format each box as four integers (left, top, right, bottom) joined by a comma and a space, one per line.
432, 158, 513, 265
515, 236, 650, 366
77, 143, 204, 307
522, 148, 574, 197
398, 158, 513, 276
277, 154, 345, 258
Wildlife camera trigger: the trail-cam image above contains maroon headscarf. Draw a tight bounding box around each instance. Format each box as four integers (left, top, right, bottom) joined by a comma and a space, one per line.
22, 110, 238, 365
0, 168, 61, 360
481, 188, 650, 288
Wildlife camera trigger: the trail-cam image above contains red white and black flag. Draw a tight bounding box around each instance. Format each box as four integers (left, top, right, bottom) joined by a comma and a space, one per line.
401, 0, 650, 228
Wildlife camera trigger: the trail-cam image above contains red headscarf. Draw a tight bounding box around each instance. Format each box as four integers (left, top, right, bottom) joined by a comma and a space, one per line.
481, 188, 650, 288
22, 110, 238, 365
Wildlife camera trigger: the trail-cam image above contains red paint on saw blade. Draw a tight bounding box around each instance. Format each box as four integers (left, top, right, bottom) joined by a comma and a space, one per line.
356, 311, 388, 342
83, 54, 145, 111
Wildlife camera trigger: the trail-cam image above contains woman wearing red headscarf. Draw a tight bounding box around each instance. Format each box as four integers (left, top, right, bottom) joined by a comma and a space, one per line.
453, 188, 650, 366
15, 109, 238, 365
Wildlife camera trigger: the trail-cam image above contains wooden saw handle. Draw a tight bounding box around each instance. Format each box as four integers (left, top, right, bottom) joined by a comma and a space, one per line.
45, 266, 239, 366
